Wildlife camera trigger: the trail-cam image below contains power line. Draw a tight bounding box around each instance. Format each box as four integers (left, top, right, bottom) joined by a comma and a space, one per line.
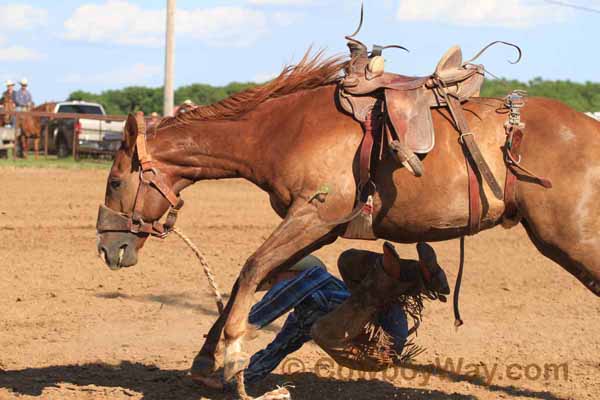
544, 0, 600, 14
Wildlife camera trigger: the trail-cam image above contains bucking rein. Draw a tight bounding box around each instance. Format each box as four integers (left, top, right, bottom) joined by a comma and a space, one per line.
96, 47, 551, 397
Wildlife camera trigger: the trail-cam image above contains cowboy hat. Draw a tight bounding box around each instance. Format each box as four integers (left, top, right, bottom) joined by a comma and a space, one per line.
257, 255, 327, 291
5, 80, 14, 87
20, 78, 28, 86
289, 254, 327, 272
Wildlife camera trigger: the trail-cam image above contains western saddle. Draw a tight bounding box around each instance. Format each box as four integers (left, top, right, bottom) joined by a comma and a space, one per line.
335, 8, 552, 330
338, 32, 524, 239
340, 43, 484, 156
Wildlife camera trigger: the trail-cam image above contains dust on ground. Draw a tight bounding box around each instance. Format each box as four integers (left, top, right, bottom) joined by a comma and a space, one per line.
0, 168, 598, 399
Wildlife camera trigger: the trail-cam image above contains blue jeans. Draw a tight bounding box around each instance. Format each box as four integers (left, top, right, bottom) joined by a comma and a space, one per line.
243, 268, 409, 384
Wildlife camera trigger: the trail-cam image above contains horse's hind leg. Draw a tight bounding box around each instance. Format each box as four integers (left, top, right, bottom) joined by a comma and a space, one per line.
521, 218, 600, 296
517, 166, 600, 296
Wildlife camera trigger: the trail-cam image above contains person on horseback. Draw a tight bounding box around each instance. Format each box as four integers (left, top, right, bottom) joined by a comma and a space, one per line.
14, 78, 38, 158
2, 80, 15, 126
14, 78, 33, 110
191, 242, 449, 394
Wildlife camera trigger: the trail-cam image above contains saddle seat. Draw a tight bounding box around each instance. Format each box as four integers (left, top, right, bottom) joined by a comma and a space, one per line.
339, 45, 485, 154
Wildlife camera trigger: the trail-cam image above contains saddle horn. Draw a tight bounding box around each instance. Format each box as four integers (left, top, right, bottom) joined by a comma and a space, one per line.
346, 2, 409, 77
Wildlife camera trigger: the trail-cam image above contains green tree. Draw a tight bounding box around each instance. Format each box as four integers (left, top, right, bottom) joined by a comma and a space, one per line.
69, 82, 257, 116
69, 78, 600, 116
482, 78, 600, 112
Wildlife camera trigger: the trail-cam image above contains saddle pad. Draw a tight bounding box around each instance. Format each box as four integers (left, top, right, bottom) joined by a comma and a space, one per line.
385, 89, 435, 154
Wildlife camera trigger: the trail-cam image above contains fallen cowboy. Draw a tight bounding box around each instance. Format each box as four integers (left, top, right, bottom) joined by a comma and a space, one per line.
190, 242, 450, 398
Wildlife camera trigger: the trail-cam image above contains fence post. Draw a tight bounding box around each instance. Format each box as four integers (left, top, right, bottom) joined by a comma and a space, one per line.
44, 119, 50, 159
11, 121, 16, 161
14, 115, 19, 159
72, 126, 78, 161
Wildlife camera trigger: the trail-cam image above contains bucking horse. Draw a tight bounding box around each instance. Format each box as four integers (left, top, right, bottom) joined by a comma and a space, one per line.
95, 25, 600, 400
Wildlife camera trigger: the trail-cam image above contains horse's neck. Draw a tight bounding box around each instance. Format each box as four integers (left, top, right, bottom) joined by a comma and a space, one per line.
151, 85, 338, 194
151, 117, 265, 189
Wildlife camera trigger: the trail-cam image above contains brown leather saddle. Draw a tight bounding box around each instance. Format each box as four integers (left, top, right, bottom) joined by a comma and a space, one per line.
338, 35, 524, 238
339, 44, 483, 156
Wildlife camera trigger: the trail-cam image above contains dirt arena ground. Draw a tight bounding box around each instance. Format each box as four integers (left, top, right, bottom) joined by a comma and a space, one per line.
0, 167, 598, 400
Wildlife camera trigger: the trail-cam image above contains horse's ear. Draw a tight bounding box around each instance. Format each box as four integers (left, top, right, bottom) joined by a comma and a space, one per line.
122, 113, 138, 155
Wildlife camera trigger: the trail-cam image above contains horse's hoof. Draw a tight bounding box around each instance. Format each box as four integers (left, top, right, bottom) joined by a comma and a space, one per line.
189, 369, 224, 390
190, 353, 220, 376
223, 351, 250, 382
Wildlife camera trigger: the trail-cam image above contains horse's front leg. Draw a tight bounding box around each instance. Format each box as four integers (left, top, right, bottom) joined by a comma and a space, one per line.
34, 138, 40, 159
222, 199, 342, 386
21, 135, 28, 158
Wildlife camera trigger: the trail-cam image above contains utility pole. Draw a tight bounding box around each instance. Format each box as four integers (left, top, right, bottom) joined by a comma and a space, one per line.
163, 0, 175, 116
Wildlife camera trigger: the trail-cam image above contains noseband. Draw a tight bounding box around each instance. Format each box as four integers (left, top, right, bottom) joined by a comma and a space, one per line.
96, 114, 184, 238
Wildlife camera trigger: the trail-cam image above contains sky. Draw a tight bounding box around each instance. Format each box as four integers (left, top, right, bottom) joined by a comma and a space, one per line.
2, 0, 600, 103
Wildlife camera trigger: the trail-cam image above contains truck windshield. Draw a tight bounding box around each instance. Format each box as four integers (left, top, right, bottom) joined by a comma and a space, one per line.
57, 104, 103, 115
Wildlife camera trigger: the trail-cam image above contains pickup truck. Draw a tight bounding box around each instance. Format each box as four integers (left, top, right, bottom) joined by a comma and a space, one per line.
0, 125, 16, 158
45, 101, 125, 158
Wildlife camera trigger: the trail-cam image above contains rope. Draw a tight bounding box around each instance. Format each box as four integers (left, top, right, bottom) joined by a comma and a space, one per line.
236, 371, 252, 400
453, 236, 465, 328
172, 227, 225, 315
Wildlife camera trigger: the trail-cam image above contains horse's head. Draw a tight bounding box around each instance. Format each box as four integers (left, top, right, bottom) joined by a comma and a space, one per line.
96, 114, 182, 270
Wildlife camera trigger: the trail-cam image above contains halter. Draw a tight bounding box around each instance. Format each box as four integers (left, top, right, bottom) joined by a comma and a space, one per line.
96, 114, 184, 238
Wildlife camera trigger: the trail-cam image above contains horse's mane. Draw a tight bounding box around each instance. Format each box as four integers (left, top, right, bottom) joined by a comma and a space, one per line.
158, 50, 347, 128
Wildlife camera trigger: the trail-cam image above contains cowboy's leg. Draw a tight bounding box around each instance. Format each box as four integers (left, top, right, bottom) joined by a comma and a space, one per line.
313, 244, 419, 369
314, 248, 388, 350
191, 259, 315, 379
245, 275, 347, 385
244, 311, 312, 384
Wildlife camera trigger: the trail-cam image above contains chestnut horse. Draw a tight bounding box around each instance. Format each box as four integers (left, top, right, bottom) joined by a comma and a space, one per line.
96, 54, 600, 397
19, 102, 55, 159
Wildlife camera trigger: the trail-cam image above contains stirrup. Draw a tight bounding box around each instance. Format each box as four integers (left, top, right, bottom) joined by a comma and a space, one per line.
389, 140, 424, 177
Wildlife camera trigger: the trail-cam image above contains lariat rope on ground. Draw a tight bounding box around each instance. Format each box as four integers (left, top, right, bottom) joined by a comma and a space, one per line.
172, 227, 225, 315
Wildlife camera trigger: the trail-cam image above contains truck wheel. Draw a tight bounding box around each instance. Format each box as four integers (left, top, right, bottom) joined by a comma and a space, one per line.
57, 136, 69, 158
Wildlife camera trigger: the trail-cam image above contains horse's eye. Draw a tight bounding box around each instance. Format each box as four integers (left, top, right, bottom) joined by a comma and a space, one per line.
110, 180, 121, 190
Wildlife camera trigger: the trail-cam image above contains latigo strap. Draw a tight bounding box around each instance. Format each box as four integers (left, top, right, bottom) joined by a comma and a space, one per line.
445, 95, 504, 201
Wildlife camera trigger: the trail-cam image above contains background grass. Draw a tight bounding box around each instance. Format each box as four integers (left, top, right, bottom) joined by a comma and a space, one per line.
0, 154, 110, 170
